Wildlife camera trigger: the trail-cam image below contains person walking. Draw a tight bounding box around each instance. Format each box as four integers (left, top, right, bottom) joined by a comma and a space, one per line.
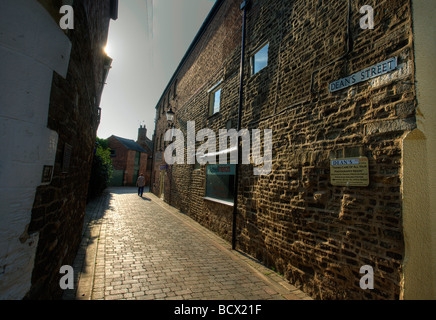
136, 173, 146, 197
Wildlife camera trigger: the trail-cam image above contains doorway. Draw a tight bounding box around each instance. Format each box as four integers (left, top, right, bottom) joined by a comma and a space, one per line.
159, 170, 166, 200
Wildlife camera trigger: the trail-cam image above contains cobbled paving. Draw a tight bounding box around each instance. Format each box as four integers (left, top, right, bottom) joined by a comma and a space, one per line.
64, 187, 311, 301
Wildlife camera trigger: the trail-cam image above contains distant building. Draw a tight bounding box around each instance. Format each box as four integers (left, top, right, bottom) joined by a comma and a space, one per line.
0, 0, 118, 299
108, 126, 153, 187
136, 125, 154, 186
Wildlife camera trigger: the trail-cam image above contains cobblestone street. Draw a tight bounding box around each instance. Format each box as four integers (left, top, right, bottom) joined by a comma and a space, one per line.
63, 187, 311, 301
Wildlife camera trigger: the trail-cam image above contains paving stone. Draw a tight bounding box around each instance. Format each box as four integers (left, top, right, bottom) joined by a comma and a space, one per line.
64, 187, 311, 301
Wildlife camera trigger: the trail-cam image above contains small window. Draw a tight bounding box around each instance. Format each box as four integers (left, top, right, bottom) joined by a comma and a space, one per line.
209, 82, 222, 116
251, 43, 269, 75
110, 149, 116, 157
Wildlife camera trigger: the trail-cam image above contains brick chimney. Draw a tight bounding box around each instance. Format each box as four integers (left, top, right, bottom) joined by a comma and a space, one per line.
137, 125, 147, 146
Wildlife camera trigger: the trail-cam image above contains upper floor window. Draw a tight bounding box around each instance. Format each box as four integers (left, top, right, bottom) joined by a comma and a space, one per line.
251, 43, 269, 75
208, 81, 222, 116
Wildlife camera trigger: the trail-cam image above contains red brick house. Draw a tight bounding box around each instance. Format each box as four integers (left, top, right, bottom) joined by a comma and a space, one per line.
108, 126, 153, 187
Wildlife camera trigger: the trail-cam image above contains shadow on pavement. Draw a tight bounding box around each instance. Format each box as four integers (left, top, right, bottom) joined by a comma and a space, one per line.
64, 186, 154, 299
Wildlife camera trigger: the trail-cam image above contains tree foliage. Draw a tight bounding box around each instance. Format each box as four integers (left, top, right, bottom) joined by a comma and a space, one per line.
87, 137, 113, 202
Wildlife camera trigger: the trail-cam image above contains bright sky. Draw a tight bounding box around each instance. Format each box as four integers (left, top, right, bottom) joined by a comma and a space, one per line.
97, 0, 216, 141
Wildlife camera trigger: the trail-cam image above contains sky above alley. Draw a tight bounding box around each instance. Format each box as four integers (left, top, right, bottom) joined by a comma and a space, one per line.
97, 0, 216, 141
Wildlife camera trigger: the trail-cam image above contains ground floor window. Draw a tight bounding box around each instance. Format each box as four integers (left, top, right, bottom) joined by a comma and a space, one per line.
205, 164, 235, 203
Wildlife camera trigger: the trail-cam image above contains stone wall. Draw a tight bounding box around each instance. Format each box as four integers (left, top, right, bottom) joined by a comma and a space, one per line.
237, 0, 413, 300
151, 0, 415, 299
139, 153, 149, 186
23, 0, 114, 299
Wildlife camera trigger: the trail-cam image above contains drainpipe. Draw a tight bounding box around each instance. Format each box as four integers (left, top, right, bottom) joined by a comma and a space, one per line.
232, 0, 249, 250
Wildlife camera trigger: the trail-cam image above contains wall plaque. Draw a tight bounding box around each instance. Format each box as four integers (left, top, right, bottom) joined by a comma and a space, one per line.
330, 157, 369, 187
41, 165, 54, 184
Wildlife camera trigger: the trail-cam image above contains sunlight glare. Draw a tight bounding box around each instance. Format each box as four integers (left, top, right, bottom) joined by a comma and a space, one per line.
104, 43, 111, 55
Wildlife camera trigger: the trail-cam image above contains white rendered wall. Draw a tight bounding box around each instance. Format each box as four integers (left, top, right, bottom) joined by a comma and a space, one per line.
0, 0, 71, 299
401, 1, 436, 299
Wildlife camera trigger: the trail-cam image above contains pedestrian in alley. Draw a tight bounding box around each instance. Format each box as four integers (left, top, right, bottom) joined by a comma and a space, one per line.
136, 173, 145, 197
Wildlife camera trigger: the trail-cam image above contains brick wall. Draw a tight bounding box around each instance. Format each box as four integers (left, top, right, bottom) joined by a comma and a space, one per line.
108, 137, 149, 187
152, 0, 415, 299
108, 137, 130, 171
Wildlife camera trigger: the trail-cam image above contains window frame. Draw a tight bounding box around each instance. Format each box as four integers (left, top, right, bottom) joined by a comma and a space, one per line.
204, 164, 235, 206
208, 80, 223, 116
250, 42, 269, 76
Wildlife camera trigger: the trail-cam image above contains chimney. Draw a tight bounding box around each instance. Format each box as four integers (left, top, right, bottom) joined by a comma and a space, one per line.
138, 125, 147, 143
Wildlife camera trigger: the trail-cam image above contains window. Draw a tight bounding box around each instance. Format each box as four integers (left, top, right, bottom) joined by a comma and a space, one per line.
251, 43, 269, 75
205, 164, 235, 204
208, 81, 222, 116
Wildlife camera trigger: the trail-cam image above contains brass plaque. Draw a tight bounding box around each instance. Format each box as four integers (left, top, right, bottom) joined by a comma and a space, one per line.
330, 157, 369, 187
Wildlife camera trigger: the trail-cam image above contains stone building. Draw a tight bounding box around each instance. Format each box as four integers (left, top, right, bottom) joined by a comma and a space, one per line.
0, 0, 117, 299
151, 0, 436, 299
108, 126, 153, 187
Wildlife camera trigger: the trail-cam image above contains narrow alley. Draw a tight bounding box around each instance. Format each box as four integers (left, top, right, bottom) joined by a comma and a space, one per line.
62, 187, 311, 301
2, 0, 436, 303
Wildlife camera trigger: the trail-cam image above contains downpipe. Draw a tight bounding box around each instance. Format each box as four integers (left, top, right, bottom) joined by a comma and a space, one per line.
232, 0, 249, 250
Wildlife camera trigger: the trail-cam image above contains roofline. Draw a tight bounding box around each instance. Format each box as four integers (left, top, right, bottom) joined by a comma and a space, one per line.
110, 135, 148, 153
154, 0, 225, 109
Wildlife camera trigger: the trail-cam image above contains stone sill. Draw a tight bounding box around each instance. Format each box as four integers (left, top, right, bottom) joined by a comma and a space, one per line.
203, 197, 234, 207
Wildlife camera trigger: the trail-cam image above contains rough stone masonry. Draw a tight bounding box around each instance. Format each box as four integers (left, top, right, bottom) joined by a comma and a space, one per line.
152, 0, 415, 299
